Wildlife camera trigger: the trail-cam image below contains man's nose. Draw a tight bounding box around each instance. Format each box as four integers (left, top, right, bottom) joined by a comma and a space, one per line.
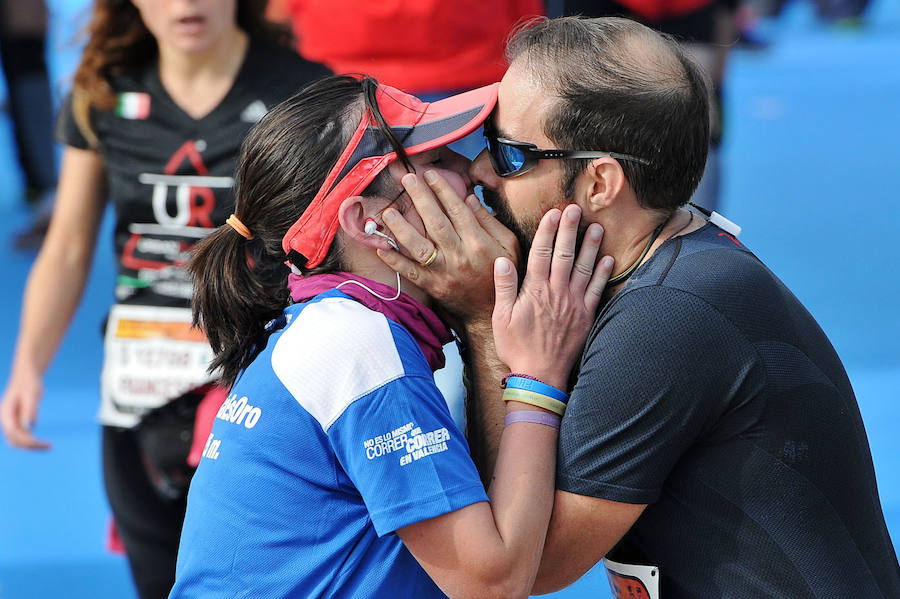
469, 148, 501, 189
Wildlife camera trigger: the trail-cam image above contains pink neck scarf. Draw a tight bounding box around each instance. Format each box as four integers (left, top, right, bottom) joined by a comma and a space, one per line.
287, 272, 452, 371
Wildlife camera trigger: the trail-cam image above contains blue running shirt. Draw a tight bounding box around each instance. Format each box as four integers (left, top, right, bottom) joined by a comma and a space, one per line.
170, 291, 487, 598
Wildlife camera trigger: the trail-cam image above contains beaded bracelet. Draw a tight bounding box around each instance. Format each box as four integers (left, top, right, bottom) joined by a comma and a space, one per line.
502, 375, 569, 404
502, 388, 567, 416
505, 410, 561, 429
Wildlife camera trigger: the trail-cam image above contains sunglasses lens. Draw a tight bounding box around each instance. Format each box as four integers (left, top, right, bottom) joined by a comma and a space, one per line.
487, 136, 526, 176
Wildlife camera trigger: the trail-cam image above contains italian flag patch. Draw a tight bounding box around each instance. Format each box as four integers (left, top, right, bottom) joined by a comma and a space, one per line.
115, 92, 151, 120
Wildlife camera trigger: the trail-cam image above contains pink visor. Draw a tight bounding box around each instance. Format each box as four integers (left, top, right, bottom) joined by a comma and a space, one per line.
281, 82, 499, 268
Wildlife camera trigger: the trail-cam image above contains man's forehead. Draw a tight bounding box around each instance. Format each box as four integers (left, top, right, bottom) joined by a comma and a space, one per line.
495, 61, 555, 144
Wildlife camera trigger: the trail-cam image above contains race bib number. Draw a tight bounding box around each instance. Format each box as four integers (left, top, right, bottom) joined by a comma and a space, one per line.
604, 557, 660, 599
100, 304, 215, 427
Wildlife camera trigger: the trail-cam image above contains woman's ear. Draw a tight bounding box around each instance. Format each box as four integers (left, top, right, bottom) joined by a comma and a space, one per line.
337, 196, 395, 250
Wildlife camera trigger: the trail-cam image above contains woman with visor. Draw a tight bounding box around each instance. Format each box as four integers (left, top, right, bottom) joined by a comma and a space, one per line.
170, 74, 614, 598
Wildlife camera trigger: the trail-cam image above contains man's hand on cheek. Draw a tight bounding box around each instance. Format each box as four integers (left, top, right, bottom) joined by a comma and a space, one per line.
377, 171, 519, 323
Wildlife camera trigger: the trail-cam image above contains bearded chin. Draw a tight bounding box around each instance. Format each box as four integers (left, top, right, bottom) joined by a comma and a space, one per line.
481, 186, 590, 278
482, 186, 534, 273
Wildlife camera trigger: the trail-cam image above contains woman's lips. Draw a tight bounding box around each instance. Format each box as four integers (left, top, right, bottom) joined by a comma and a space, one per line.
174, 15, 206, 35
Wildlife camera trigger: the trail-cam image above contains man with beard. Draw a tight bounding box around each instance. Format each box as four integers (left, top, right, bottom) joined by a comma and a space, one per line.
377, 15, 900, 599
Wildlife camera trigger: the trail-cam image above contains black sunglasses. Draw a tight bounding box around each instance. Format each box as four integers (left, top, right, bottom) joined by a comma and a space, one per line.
485, 133, 651, 178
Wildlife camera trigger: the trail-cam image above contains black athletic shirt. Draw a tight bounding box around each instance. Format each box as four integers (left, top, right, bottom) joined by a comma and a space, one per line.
559, 223, 900, 597
56, 39, 330, 307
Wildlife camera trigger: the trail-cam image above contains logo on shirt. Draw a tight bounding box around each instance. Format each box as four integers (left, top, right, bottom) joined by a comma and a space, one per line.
363, 421, 451, 466
115, 92, 150, 120
119, 140, 234, 300
141, 139, 233, 229
216, 393, 263, 429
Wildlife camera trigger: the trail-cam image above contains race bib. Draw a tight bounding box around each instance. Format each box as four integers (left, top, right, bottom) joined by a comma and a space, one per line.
604, 557, 660, 599
100, 304, 215, 428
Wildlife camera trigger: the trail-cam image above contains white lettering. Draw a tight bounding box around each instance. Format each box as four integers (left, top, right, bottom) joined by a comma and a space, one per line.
244, 407, 261, 428
216, 393, 262, 429
229, 396, 248, 423
136, 237, 181, 256
202, 433, 221, 460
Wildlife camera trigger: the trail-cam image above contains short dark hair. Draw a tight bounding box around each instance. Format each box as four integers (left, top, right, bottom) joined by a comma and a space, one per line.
506, 16, 710, 212
188, 75, 402, 387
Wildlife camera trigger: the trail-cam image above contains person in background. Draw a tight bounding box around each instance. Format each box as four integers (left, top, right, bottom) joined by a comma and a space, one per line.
0, 0, 58, 249
0, 1, 329, 597
273, 0, 543, 99
171, 74, 613, 598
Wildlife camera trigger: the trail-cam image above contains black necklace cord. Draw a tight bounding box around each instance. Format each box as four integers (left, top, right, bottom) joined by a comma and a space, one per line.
688, 201, 711, 217
607, 213, 673, 288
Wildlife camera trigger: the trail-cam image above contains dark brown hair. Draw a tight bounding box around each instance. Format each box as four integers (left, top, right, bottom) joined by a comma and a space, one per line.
506, 16, 710, 212
188, 75, 409, 388
70, 0, 291, 146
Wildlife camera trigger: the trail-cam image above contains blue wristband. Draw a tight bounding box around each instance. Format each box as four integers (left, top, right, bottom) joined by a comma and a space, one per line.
503, 376, 569, 404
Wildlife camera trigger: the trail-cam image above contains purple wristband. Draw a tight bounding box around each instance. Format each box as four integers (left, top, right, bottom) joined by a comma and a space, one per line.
504, 410, 561, 429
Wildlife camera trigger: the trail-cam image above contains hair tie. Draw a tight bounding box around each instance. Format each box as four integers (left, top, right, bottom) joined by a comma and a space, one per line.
226, 214, 253, 240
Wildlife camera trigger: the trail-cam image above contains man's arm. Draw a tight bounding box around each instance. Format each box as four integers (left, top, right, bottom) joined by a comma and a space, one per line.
533, 491, 646, 594
393, 204, 613, 598
459, 320, 507, 484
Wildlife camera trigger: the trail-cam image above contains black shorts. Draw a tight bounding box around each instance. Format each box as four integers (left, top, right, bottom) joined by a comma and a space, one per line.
102, 426, 187, 599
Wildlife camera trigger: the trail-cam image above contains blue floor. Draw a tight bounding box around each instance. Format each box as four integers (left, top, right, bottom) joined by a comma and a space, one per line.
0, 1, 898, 597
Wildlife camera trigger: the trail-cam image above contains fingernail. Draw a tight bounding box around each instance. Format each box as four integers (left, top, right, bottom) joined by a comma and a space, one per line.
549, 210, 561, 224
382, 209, 397, 223
402, 173, 417, 188
567, 209, 580, 222
466, 195, 481, 210
601, 256, 615, 269
590, 224, 603, 240
495, 257, 511, 274
424, 170, 438, 184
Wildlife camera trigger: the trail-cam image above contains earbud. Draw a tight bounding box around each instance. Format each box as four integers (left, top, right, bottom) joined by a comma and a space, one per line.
364, 218, 399, 251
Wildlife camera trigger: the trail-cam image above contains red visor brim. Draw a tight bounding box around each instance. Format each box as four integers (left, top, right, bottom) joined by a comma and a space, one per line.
282, 82, 499, 268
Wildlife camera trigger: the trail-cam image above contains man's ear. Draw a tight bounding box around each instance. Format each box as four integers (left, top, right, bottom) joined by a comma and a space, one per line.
584, 157, 626, 213
337, 196, 394, 250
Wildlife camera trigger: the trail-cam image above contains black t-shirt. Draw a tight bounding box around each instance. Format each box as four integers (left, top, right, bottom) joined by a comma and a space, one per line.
559, 223, 900, 598
56, 39, 330, 307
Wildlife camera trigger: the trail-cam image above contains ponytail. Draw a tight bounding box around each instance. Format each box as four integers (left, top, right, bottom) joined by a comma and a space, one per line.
189, 226, 289, 388
188, 75, 366, 387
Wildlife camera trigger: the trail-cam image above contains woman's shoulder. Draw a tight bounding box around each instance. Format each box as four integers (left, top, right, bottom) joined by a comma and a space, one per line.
271, 297, 417, 423
280, 294, 404, 356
